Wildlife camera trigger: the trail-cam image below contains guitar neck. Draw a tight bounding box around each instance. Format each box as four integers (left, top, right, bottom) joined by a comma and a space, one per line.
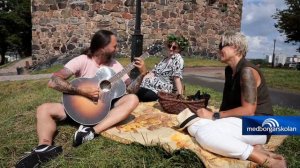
109, 52, 150, 83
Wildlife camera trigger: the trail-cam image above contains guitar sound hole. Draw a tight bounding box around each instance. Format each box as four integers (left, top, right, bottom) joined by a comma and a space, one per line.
99, 80, 111, 92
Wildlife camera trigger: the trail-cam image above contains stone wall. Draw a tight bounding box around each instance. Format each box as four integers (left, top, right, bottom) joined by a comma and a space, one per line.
32, 0, 242, 63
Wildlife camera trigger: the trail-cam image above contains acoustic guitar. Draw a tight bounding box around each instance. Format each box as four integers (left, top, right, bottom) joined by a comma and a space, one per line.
63, 44, 162, 125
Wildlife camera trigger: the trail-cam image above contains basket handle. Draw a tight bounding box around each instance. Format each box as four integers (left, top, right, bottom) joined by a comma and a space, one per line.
176, 94, 185, 100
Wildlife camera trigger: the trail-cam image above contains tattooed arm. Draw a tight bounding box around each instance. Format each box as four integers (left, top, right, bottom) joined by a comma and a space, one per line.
217, 67, 260, 119
240, 67, 258, 105
48, 68, 78, 94
48, 68, 99, 100
126, 73, 147, 94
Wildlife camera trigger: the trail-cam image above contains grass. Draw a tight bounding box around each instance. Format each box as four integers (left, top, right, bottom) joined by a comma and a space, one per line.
0, 80, 299, 167
261, 68, 300, 93
0, 61, 15, 69
31, 64, 64, 75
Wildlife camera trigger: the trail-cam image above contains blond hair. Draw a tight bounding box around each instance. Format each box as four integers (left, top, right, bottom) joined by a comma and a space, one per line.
221, 31, 248, 57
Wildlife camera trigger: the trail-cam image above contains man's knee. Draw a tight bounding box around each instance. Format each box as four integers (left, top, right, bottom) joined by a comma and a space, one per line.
36, 103, 51, 118
123, 94, 139, 106
36, 103, 65, 120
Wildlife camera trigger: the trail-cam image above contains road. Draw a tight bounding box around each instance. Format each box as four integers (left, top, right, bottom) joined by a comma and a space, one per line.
183, 74, 300, 110
1, 68, 299, 110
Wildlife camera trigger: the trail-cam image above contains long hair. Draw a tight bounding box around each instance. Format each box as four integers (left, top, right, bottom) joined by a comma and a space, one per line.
220, 31, 248, 57
82, 30, 115, 58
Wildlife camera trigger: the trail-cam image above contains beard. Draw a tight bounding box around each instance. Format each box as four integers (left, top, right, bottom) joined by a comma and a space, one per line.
103, 51, 116, 63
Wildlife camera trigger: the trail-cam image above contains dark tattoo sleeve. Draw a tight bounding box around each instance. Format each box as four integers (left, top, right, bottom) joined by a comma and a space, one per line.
126, 74, 145, 94
240, 68, 257, 104
49, 68, 80, 94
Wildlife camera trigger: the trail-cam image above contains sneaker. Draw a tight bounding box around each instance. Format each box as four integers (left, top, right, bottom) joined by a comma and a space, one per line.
73, 125, 95, 147
15, 145, 62, 168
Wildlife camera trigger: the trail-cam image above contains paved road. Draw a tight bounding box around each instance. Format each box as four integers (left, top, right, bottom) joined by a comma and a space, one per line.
183, 74, 300, 110
0, 74, 52, 81
1, 72, 299, 110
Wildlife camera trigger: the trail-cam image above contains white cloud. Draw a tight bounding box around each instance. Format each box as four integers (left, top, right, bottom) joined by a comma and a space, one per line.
242, 1, 275, 26
245, 35, 273, 58
246, 35, 268, 50
241, 0, 299, 59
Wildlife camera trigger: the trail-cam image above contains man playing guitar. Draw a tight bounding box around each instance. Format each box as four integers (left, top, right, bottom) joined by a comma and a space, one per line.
16, 30, 148, 167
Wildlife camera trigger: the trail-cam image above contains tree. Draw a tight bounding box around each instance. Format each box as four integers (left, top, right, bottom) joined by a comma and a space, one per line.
273, 0, 300, 52
0, 0, 31, 65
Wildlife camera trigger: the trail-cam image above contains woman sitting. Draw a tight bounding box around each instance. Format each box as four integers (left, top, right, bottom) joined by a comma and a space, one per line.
129, 34, 188, 102
178, 31, 286, 168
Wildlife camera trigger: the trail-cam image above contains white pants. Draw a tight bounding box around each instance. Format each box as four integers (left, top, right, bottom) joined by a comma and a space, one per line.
187, 117, 267, 160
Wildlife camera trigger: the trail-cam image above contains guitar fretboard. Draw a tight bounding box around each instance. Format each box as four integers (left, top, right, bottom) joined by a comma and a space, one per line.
108, 52, 150, 83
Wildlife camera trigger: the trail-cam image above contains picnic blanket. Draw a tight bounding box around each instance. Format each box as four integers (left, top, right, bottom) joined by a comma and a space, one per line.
101, 102, 287, 168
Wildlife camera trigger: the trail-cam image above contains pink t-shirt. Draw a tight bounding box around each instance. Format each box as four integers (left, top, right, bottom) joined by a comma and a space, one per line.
64, 55, 130, 82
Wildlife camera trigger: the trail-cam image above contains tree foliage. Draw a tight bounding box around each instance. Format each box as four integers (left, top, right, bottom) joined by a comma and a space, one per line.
273, 0, 300, 52
0, 0, 31, 65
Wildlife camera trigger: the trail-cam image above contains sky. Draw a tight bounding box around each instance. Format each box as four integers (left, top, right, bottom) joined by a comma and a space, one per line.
241, 0, 299, 59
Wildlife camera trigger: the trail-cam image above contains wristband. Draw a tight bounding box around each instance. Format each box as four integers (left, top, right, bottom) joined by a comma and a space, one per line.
212, 112, 220, 120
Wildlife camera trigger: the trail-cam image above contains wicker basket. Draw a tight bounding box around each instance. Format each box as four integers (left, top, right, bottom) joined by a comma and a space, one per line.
158, 92, 209, 114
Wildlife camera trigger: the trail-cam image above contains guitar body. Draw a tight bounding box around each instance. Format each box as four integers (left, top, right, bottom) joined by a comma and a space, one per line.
62, 43, 162, 125
63, 67, 126, 125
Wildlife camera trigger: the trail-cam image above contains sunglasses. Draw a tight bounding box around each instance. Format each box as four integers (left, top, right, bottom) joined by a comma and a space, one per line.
167, 44, 178, 50
219, 42, 229, 50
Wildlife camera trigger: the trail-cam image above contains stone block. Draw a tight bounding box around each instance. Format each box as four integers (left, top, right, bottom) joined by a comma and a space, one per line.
69, 17, 80, 25
58, 2, 67, 9
104, 4, 117, 11
67, 44, 76, 50
50, 18, 60, 25
122, 12, 132, 19
39, 5, 49, 11
32, 0, 242, 60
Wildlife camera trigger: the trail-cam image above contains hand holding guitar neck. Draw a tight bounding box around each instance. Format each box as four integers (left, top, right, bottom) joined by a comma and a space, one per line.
133, 57, 148, 75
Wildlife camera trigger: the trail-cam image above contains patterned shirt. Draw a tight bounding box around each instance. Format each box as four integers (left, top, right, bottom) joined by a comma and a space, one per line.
140, 53, 184, 93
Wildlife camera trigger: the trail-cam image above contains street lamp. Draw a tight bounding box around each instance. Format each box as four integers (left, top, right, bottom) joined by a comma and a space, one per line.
125, 0, 143, 79
272, 39, 276, 68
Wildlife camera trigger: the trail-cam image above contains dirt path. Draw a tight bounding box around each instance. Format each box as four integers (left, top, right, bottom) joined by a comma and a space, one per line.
0, 74, 52, 82
0, 57, 51, 82
0, 57, 32, 75
0, 60, 225, 82
0, 67, 224, 82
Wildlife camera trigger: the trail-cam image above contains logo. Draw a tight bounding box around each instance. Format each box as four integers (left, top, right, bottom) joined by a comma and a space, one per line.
262, 118, 279, 128
242, 116, 300, 135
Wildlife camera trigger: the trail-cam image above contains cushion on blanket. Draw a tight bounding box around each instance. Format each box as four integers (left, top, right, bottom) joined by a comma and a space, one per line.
101, 102, 287, 168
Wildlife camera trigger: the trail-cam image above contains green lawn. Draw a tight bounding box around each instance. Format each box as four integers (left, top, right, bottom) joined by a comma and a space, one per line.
0, 80, 299, 167
261, 68, 300, 93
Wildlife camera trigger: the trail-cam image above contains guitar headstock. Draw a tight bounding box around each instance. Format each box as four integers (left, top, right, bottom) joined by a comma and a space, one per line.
147, 42, 163, 55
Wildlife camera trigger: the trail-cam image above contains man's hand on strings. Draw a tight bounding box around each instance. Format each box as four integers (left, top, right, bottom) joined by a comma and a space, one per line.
133, 57, 148, 75
78, 86, 101, 101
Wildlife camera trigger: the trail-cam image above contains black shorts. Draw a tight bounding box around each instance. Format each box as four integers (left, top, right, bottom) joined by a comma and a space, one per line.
136, 87, 158, 102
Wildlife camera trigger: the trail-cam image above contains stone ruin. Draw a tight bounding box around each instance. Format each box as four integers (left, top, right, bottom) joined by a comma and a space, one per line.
31, 0, 242, 65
